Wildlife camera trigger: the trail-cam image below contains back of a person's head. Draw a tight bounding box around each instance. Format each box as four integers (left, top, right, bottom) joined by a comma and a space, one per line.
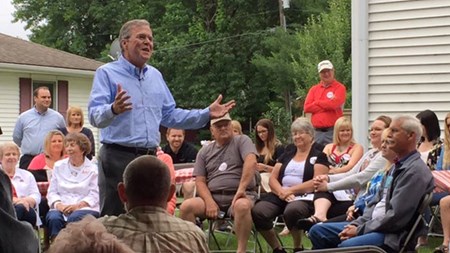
48, 215, 134, 253
123, 155, 171, 206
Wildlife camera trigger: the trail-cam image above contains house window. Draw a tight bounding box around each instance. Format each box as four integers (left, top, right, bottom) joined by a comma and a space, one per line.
33, 81, 56, 109
19, 78, 68, 115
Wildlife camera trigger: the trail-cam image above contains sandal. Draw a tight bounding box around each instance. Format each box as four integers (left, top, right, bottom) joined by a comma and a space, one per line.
296, 215, 322, 231
278, 226, 290, 236
434, 244, 449, 253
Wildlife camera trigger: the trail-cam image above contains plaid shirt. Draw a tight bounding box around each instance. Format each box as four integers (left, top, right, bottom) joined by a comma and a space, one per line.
99, 206, 209, 253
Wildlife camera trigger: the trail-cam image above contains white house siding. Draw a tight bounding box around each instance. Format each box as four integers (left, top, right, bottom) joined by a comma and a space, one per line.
0, 73, 21, 143
67, 77, 100, 156
0, 71, 99, 155
352, 0, 450, 148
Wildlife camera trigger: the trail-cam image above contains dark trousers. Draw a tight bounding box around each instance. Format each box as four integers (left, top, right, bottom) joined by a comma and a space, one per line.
19, 154, 35, 170
14, 204, 37, 226
252, 193, 352, 231
98, 145, 149, 216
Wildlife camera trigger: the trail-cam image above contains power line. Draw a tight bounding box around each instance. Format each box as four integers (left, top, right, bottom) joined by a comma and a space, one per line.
154, 30, 272, 52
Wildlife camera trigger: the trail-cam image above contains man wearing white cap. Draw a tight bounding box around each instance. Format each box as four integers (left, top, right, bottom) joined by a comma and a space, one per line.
304, 60, 346, 145
180, 113, 258, 253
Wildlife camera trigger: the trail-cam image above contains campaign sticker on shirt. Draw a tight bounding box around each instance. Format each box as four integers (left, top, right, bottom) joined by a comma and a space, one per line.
218, 162, 228, 171
342, 154, 351, 162
310, 156, 317, 164
326, 91, 334, 99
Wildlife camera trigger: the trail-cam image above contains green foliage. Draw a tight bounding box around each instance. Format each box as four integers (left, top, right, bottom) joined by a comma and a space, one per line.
261, 102, 292, 145
12, 0, 351, 127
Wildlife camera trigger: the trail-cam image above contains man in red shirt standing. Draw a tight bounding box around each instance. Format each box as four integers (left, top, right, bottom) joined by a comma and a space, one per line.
304, 60, 346, 146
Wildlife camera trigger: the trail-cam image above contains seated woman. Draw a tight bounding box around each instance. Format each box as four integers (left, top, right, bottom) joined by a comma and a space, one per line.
46, 133, 99, 240
437, 112, 450, 171
58, 106, 95, 160
328, 129, 395, 222
415, 110, 444, 247
251, 118, 351, 253
1, 142, 40, 226
323, 116, 364, 174
28, 130, 66, 175
254, 118, 285, 193
298, 117, 363, 228
231, 120, 243, 135
435, 195, 450, 253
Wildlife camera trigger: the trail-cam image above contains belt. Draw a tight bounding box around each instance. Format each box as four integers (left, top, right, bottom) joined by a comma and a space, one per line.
210, 190, 237, 195
105, 143, 156, 156
315, 127, 333, 132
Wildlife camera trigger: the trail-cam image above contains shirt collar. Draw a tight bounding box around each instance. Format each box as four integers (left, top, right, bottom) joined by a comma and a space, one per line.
128, 205, 166, 214
394, 150, 418, 169
33, 106, 48, 116
119, 55, 149, 80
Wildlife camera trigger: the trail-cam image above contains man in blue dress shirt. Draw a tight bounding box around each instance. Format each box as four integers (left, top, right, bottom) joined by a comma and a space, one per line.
13, 86, 66, 169
88, 19, 235, 216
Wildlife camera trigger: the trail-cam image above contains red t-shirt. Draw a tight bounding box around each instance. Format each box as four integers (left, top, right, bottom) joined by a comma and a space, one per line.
304, 79, 346, 128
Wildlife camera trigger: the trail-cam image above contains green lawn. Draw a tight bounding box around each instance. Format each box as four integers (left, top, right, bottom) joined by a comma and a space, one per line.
202, 221, 444, 253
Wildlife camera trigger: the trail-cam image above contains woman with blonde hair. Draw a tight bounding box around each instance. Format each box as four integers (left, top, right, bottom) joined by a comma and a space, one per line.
58, 106, 95, 160
323, 117, 364, 174
437, 112, 450, 170
231, 120, 243, 136
28, 130, 65, 174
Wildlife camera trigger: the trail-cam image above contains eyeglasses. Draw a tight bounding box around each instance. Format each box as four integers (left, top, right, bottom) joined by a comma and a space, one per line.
257, 130, 268, 135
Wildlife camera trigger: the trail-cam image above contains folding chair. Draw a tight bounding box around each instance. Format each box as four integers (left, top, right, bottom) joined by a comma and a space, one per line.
428, 204, 444, 237
206, 216, 262, 253
302, 245, 387, 252
398, 192, 434, 253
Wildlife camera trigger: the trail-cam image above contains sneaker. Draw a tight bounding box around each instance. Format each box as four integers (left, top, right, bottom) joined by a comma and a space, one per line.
272, 248, 287, 253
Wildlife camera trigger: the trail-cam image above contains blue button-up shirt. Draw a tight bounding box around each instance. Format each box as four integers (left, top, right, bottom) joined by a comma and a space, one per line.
13, 107, 66, 155
88, 55, 210, 148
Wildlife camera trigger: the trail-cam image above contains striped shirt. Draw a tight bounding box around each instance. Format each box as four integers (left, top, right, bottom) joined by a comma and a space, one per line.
100, 206, 209, 253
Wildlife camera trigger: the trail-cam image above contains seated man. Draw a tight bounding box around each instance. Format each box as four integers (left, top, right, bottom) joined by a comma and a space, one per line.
100, 155, 208, 253
163, 128, 198, 199
180, 113, 258, 253
309, 115, 434, 252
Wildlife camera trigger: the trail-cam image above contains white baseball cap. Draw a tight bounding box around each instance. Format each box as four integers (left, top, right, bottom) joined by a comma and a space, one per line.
317, 60, 334, 73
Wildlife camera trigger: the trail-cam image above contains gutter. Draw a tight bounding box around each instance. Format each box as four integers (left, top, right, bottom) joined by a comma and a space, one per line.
0, 62, 96, 77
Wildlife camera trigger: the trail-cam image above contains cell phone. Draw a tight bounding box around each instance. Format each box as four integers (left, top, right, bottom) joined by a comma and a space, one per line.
218, 211, 225, 219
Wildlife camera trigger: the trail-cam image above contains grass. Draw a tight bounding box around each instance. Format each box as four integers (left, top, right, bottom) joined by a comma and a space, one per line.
199, 220, 444, 253
175, 197, 444, 252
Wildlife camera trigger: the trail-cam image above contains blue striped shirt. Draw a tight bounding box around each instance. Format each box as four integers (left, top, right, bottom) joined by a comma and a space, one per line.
88, 55, 210, 148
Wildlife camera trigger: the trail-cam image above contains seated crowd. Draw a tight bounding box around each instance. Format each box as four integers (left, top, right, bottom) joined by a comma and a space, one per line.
3, 110, 450, 253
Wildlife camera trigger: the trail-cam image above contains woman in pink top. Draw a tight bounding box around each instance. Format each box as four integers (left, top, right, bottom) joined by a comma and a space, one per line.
28, 130, 66, 175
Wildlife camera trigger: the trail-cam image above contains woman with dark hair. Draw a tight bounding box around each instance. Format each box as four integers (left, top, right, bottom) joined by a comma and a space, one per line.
254, 119, 285, 193
416, 109, 442, 170
437, 112, 450, 170
416, 110, 443, 248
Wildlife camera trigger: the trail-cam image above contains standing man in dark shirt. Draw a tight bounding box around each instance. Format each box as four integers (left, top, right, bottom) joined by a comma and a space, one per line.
162, 128, 198, 164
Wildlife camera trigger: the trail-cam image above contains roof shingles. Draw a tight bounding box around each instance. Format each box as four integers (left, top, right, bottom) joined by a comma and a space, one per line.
0, 33, 103, 71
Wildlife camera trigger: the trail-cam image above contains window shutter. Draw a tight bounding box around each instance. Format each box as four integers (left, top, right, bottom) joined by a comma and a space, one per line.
19, 78, 32, 113
57, 80, 69, 119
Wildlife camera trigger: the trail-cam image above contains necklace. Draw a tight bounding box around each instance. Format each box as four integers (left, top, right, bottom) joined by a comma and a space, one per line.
68, 161, 85, 177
